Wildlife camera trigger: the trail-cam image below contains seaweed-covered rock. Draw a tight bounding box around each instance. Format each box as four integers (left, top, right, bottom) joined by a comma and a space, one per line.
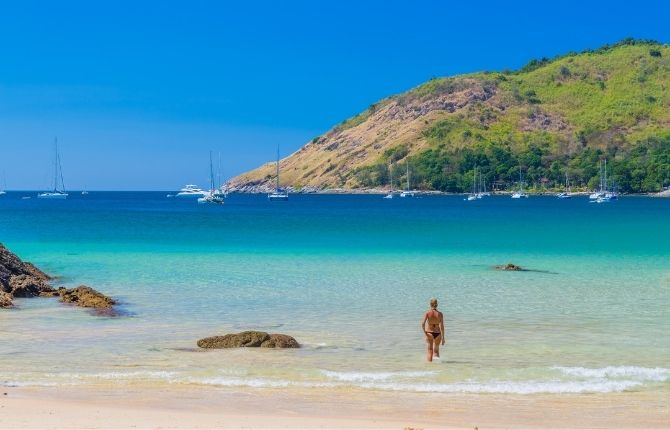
197, 331, 300, 349
495, 263, 524, 271
260, 334, 300, 348
58, 286, 116, 309
0, 291, 13, 308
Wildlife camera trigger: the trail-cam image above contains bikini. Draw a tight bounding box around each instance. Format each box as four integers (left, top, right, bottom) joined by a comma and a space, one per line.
427, 331, 441, 338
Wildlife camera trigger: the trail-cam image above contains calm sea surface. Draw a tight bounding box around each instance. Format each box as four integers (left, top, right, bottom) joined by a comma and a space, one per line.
1, 192, 669, 394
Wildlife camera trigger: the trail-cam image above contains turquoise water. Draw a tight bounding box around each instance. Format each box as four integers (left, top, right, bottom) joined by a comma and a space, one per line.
1, 192, 669, 394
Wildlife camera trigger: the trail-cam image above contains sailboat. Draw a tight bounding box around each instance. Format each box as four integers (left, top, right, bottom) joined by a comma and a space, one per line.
511, 167, 528, 198
400, 160, 415, 197
476, 170, 489, 198
466, 167, 478, 201
268, 146, 288, 201
213, 152, 227, 198
557, 172, 572, 199
0, 171, 6, 196
590, 159, 617, 203
38, 138, 68, 199
383, 162, 394, 199
198, 151, 225, 204
81, 185, 89, 195
589, 160, 606, 200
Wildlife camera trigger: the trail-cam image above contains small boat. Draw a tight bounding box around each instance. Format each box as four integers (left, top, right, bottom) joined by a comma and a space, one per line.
511, 168, 528, 199
81, 186, 89, 195
400, 160, 415, 197
21, 196, 31, 200
383, 161, 396, 199
0, 171, 6, 195
198, 151, 225, 205
175, 184, 208, 198
38, 138, 69, 199
557, 172, 572, 199
268, 145, 288, 201
465, 166, 478, 201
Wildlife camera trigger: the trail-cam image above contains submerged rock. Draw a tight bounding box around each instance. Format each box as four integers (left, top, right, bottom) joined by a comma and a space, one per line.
198, 331, 299, 349
495, 263, 524, 271
58, 286, 116, 309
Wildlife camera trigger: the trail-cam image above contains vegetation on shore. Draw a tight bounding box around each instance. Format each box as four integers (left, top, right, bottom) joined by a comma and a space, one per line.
232, 39, 670, 193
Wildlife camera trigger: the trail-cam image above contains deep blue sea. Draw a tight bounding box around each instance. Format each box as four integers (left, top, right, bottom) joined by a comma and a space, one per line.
1, 192, 669, 394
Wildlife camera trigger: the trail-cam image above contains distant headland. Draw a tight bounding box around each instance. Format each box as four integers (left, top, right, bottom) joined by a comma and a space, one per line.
229, 39, 670, 195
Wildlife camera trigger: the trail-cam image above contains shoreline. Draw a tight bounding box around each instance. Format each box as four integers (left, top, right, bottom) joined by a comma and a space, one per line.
1, 385, 669, 429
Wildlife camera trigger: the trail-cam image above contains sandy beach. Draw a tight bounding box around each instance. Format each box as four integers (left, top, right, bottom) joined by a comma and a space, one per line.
1, 385, 669, 429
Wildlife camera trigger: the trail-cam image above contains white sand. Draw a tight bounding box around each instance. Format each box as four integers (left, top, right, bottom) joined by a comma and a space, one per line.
1, 386, 668, 429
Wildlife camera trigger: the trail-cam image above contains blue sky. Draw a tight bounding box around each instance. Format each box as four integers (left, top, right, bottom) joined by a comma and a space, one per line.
1, 0, 669, 190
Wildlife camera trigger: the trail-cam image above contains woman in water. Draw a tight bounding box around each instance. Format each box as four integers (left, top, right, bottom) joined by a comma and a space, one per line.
421, 298, 445, 362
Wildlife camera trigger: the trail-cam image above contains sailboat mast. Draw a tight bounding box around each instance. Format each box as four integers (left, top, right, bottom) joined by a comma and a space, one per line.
53, 138, 59, 192
389, 163, 393, 191
276, 146, 280, 191
209, 151, 215, 192
406, 160, 410, 192
217, 152, 222, 191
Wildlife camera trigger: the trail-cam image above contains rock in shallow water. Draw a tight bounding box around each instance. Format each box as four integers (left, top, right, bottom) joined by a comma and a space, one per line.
495, 263, 524, 271
58, 286, 116, 309
197, 331, 299, 349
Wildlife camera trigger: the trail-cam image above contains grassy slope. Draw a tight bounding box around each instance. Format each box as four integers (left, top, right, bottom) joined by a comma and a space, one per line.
231, 40, 670, 193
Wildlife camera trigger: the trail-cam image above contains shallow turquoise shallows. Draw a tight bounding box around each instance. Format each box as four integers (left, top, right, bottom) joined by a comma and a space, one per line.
1, 192, 669, 394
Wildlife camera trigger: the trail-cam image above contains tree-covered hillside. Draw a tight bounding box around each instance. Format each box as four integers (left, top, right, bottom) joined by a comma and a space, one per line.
231, 39, 670, 193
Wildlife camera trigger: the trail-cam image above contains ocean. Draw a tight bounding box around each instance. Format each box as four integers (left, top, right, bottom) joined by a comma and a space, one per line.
1, 192, 669, 395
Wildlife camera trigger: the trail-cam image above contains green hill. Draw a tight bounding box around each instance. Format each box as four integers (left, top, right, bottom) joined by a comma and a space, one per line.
231, 39, 670, 193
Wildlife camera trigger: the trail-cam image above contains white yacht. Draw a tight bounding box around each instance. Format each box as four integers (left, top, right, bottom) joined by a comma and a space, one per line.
198, 151, 225, 205
399, 160, 415, 197
38, 138, 68, 199
511, 168, 528, 198
175, 184, 208, 198
557, 172, 572, 199
268, 146, 288, 201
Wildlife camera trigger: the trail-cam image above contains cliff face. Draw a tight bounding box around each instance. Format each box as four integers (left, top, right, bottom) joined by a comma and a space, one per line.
230, 40, 670, 193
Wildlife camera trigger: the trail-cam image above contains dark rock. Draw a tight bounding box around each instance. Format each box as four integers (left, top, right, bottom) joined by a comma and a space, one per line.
495, 263, 524, 271
58, 286, 116, 309
9, 274, 54, 298
0, 291, 13, 308
197, 331, 300, 349
1, 244, 53, 297
1, 244, 116, 315
197, 331, 270, 348
260, 334, 300, 348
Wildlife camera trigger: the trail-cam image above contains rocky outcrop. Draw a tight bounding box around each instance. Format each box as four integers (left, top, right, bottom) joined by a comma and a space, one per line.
1, 243, 116, 314
58, 286, 116, 309
197, 331, 300, 349
0, 291, 13, 308
495, 263, 524, 271
0, 244, 54, 298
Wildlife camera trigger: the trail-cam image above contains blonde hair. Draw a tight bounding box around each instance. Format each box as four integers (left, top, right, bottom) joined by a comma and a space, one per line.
430, 298, 438, 309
